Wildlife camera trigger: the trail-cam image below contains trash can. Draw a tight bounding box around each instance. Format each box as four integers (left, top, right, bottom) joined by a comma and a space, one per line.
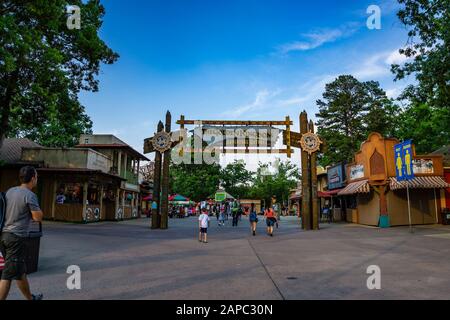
26, 222, 42, 274
442, 208, 450, 225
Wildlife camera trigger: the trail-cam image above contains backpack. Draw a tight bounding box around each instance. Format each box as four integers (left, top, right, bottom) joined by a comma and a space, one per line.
0, 191, 6, 233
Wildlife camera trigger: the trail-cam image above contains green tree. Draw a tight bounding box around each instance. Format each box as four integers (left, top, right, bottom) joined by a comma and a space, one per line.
391, 0, 450, 151
316, 75, 397, 166
169, 162, 222, 202
220, 160, 254, 199
396, 101, 445, 153
0, 0, 118, 148
364, 81, 399, 138
251, 159, 300, 206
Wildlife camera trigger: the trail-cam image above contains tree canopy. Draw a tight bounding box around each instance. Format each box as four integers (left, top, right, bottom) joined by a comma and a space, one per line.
0, 0, 118, 148
316, 75, 398, 166
169, 158, 300, 204
391, 0, 450, 153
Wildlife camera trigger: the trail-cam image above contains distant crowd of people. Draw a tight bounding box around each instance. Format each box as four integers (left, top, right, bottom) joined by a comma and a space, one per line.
197, 199, 280, 243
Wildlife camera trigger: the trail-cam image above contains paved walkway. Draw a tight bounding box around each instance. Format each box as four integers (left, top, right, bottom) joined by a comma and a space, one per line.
6, 216, 450, 300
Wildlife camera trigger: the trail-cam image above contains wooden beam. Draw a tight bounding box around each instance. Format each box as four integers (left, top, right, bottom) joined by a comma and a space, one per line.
51, 180, 58, 220
283, 130, 303, 148
185, 149, 294, 154
82, 182, 88, 223
160, 111, 171, 229
309, 120, 319, 230
300, 111, 311, 230
99, 184, 104, 220
176, 120, 293, 126
151, 121, 164, 229
286, 116, 291, 158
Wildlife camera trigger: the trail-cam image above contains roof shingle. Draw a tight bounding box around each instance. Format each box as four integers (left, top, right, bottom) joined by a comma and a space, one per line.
0, 138, 42, 164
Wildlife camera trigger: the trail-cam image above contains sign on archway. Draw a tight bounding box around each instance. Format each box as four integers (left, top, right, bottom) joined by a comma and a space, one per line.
143, 111, 322, 231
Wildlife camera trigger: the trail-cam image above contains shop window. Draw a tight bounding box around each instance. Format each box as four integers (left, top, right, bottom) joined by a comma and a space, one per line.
56, 183, 83, 204
346, 196, 357, 209
104, 188, 116, 202
87, 184, 100, 205
124, 192, 133, 206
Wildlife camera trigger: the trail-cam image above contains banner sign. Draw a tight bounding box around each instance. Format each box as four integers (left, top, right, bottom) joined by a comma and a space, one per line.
349, 164, 365, 180
394, 140, 415, 181
327, 164, 345, 190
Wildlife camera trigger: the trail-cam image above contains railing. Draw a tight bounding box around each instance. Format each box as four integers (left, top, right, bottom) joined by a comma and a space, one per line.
122, 169, 139, 185
110, 166, 139, 185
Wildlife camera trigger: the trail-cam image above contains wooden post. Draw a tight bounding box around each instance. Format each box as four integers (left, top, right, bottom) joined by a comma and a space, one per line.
82, 182, 88, 223
115, 187, 120, 220
99, 184, 104, 220
124, 153, 128, 179
152, 121, 164, 229
117, 151, 122, 176
309, 120, 319, 230
300, 111, 311, 230
51, 180, 58, 220
286, 116, 291, 158
160, 111, 172, 229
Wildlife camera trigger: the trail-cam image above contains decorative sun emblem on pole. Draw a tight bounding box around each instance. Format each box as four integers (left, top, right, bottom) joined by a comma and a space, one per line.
152, 131, 172, 153
300, 132, 322, 155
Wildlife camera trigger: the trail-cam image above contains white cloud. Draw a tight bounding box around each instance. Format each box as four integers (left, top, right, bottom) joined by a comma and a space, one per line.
279, 29, 343, 53
351, 48, 415, 81
385, 50, 408, 65
278, 24, 359, 54
224, 89, 281, 118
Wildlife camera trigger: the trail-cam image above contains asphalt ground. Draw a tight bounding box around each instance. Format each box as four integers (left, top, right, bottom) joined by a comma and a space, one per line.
5, 215, 450, 300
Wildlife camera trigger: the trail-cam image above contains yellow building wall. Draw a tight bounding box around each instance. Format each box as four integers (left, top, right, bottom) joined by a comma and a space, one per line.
357, 191, 380, 226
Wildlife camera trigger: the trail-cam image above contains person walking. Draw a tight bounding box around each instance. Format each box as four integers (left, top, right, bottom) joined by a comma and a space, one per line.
264, 206, 277, 237
0, 166, 43, 300
198, 208, 210, 243
218, 203, 225, 226
249, 203, 258, 236
231, 200, 239, 227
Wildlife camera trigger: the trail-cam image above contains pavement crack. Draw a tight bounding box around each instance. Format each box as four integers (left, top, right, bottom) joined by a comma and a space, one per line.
247, 238, 286, 300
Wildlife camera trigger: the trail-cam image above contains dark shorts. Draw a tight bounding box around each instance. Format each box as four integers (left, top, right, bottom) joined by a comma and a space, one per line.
266, 218, 276, 227
200, 228, 208, 234
0, 233, 28, 280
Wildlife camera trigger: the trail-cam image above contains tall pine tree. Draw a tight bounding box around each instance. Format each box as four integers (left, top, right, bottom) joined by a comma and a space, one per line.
316, 75, 398, 166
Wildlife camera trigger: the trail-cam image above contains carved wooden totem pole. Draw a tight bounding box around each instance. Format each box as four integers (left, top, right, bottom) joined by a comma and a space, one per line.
144, 111, 173, 229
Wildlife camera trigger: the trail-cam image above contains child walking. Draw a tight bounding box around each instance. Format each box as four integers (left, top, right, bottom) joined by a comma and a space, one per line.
198, 208, 210, 243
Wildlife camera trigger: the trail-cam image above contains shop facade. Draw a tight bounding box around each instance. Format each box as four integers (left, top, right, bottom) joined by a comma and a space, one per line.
337, 133, 449, 227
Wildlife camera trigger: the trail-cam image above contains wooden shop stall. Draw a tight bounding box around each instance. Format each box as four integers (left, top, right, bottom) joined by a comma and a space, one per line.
338, 133, 450, 227
21, 147, 126, 223
37, 168, 124, 223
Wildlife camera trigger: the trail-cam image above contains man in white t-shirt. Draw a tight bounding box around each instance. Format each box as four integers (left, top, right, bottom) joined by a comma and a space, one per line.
198, 208, 210, 243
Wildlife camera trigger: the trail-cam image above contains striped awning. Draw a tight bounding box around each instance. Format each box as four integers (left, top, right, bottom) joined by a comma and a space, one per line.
390, 176, 450, 190
338, 179, 370, 196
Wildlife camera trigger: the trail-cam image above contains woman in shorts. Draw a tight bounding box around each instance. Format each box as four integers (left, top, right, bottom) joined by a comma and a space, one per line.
264, 207, 277, 237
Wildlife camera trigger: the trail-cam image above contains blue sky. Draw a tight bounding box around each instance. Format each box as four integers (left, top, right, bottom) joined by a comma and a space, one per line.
79, 0, 414, 169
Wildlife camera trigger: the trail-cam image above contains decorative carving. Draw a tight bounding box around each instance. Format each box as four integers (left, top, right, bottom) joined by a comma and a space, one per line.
300, 132, 322, 155
94, 208, 100, 220
370, 149, 385, 175
86, 208, 93, 221
117, 207, 123, 220
152, 131, 172, 153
